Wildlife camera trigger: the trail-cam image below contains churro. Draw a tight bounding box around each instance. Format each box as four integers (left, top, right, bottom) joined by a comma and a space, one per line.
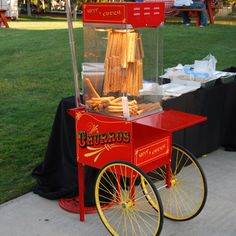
84, 78, 100, 98
103, 30, 144, 96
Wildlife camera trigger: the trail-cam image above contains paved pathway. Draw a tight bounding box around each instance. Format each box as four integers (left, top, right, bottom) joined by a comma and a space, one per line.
0, 148, 236, 236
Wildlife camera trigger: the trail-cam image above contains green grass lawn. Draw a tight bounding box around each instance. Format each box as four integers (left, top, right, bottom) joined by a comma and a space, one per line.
0, 18, 236, 204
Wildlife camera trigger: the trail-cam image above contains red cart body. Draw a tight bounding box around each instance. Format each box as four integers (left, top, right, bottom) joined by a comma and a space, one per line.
65, 107, 206, 222
73, 110, 171, 172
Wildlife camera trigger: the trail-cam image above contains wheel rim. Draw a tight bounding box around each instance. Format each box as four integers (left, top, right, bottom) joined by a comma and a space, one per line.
148, 145, 207, 221
95, 162, 163, 236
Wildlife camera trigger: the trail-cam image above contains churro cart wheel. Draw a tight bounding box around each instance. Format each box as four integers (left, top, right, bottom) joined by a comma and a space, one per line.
148, 144, 208, 221
95, 161, 164, 236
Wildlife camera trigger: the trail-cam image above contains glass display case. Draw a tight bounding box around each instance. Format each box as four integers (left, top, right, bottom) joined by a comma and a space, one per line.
82, 2, 165, 120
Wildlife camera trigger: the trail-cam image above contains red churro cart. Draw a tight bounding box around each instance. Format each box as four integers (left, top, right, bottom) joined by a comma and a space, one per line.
61, 2, 207, 235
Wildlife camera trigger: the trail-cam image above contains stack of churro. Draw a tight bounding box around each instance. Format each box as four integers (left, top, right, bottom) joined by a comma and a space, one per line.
103, 29, 144, 96
84, 78, 161, 117
86, 96, 115, 112
105, 97, 138, 117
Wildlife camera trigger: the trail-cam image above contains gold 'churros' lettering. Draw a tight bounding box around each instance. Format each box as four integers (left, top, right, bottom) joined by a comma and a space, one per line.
78, 131, 130, 148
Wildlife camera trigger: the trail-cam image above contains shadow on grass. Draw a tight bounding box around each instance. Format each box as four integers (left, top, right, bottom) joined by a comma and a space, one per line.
16, 15, 82, 22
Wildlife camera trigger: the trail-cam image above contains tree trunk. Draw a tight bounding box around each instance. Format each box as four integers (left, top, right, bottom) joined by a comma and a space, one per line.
72, 3, 77, 20
27, 0, 32, 16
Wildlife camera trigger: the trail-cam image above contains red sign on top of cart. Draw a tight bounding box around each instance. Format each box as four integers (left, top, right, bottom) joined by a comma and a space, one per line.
82, 2, 165, 28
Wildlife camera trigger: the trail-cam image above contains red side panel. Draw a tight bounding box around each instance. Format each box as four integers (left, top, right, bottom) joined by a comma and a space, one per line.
132, 122, 171, 170
135, 137, 170, 167
75, 111, 133, 169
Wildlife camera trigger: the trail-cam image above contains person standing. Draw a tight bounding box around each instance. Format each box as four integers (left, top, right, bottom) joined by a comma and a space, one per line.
174, 0, 208, 27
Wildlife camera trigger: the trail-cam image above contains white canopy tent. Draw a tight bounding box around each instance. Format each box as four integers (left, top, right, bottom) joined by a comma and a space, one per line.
0, 0, 18, 18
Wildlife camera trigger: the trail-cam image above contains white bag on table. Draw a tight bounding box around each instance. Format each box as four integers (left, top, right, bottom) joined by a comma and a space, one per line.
174, 0, 193, 6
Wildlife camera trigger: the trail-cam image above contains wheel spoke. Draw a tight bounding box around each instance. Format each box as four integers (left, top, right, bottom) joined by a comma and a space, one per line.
132, 207, 157, 234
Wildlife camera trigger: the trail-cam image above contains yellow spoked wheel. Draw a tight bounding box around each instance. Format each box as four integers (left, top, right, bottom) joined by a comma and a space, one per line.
148, 144, 207, 221
95, 161, 163, 236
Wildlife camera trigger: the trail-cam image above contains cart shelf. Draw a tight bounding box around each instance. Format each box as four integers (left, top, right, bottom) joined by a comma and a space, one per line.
135, 109, 207, 133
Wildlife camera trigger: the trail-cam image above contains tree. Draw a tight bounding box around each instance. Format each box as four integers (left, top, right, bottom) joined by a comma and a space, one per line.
71, 0, 80, 20
27, 0, 32, 16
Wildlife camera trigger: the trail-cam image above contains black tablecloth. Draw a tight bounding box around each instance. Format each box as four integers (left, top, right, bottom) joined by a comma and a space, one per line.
163, 77, 236, 155
32, 76, 236, 204
163, 82, 225, 157
32, 96, 99, 205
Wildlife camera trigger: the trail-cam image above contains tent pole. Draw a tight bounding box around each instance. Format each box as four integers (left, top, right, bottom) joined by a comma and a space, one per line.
65, 0, 80, 107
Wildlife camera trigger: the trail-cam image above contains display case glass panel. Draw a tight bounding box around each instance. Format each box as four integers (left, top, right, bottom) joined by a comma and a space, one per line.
82, 2, 165, 120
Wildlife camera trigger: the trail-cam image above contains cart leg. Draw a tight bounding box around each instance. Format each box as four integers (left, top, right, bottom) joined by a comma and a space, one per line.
166, 146, 172, 189
130, 172, 140, 203
78, 163, 85, 221
166, 163, 171, 188
116, 175, 121, 203
130, 176, 136, 203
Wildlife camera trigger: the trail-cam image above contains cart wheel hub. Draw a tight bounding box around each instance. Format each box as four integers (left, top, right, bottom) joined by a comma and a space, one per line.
171, 177, 177, 186
121, 200, 133, 209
